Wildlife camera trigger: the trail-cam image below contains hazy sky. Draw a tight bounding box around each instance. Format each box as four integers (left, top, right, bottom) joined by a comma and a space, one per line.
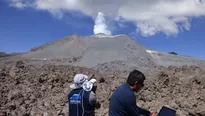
0, 0, 205, 60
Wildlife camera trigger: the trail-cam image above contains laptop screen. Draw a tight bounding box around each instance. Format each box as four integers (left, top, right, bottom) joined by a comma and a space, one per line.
158, 106, 176, 116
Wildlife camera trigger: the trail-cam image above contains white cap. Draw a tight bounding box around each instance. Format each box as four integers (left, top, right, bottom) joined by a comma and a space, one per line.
70, 74, 89, 89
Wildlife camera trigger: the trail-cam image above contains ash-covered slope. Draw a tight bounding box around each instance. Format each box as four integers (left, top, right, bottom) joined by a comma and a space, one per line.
23, 34, 155, 68
22, 34, 205, 70
146, 50, 205, 68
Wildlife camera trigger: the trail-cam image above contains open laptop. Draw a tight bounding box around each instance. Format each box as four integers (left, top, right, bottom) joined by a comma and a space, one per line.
158, 106, 176, 116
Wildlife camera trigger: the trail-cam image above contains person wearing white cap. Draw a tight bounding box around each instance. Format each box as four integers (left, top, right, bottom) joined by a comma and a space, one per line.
68, 74, 100, 116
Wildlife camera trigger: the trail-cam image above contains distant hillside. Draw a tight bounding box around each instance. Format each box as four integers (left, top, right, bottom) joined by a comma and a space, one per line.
0, 52, 13, 58
0, 52, 22, 58
0, 52, 7, 57
168, 52, 178, 55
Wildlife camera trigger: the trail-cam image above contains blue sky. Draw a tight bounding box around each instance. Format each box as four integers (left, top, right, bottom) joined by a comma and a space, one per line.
0, 0, 205, 60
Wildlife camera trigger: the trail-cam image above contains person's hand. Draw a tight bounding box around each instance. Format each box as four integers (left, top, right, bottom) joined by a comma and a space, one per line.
150, 112, 157, 116
92, 83, 97, 93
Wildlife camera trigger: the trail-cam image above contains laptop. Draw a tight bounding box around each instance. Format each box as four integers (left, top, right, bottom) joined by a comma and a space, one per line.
158, 106, 176, 116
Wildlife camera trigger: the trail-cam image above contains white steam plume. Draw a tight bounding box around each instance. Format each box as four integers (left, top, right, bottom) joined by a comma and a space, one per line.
93, 12, 112, 35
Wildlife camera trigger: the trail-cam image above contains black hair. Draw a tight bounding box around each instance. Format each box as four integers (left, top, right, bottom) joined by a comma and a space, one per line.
127, 70, 145, 86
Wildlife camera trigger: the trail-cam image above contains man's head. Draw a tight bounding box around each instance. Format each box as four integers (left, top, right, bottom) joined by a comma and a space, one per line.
70, 74, 89, 89
127, 70, 145, 93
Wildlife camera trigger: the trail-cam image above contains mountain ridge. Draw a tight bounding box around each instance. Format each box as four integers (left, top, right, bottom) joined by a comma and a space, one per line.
19, 34, 205, 71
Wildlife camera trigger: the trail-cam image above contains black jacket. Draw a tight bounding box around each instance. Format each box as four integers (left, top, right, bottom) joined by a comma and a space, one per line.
68, 88, 95, 116
109, 83, 150, 116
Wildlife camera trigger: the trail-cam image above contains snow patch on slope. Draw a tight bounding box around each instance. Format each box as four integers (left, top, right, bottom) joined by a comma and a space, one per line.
146, 50, 159, 54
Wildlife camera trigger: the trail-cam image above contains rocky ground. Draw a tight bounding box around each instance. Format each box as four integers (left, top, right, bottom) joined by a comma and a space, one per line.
0, 60, 205, 116
138, 66, 205, 116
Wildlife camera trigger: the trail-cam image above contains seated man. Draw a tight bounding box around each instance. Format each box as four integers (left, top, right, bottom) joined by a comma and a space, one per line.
109, 70, 156, 116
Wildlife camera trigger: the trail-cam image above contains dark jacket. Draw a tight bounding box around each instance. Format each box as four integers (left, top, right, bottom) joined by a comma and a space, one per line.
68, 88, 95, 116
109, 83, 150, 116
